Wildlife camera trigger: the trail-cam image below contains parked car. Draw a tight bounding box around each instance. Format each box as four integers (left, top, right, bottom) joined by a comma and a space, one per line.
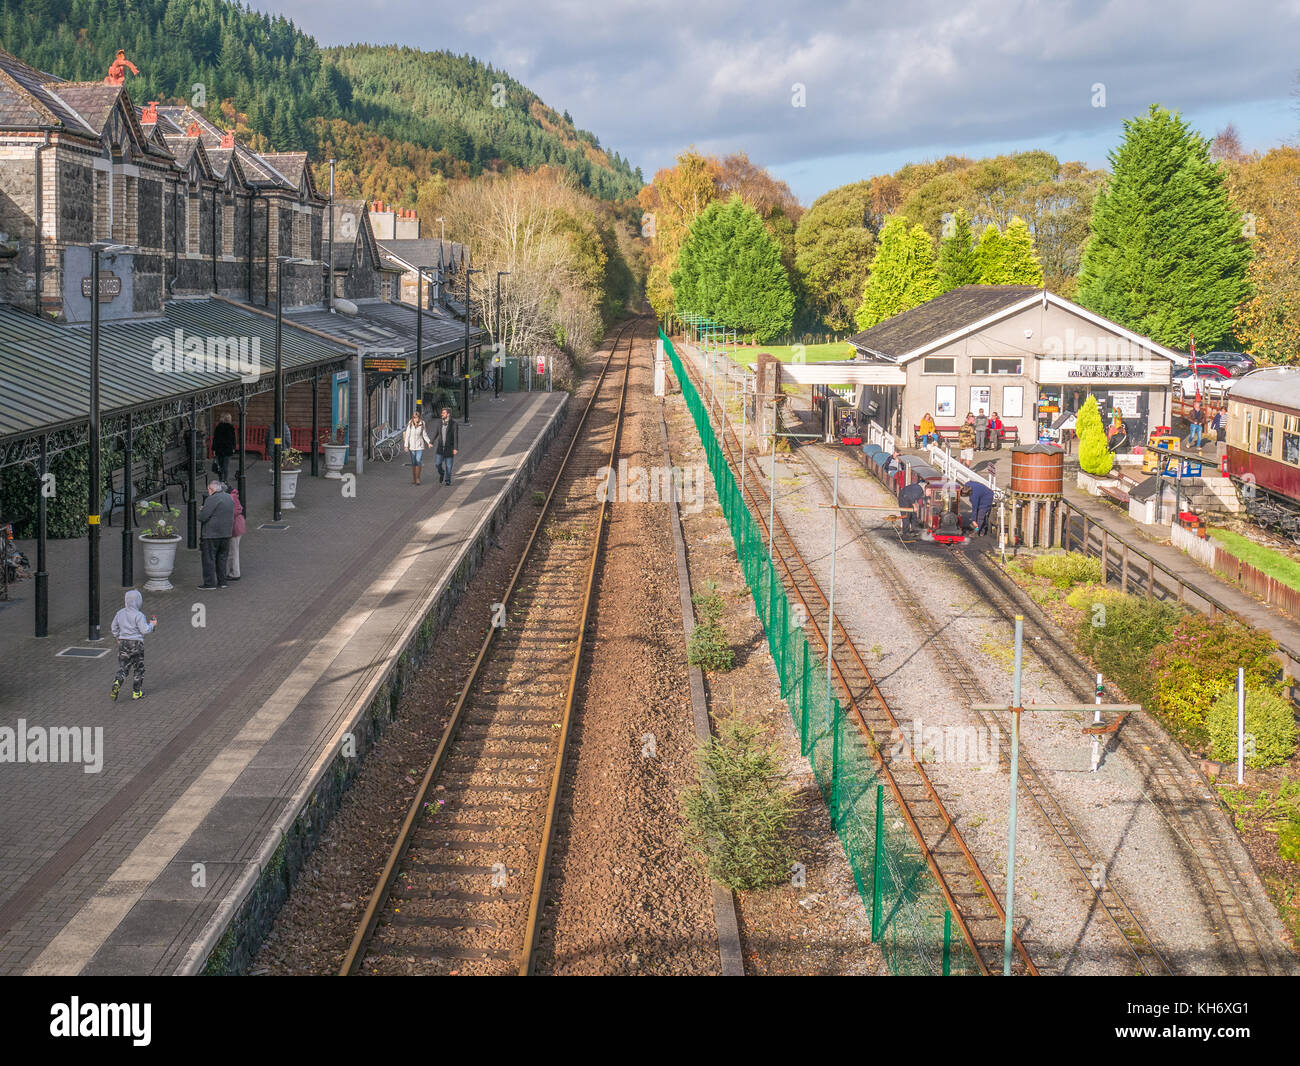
1173, 366, 1237, 397
1201, 351, 1257, 376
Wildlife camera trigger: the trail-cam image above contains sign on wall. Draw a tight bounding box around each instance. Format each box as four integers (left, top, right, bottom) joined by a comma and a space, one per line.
1038, 360, 1169, 385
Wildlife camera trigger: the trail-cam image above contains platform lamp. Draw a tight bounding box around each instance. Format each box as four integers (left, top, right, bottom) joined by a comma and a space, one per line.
416, 264, 437, 414
495, 270, 510, 399
88, 242, 131, 641
462, 263, 484, 424
273, 256, 310, 522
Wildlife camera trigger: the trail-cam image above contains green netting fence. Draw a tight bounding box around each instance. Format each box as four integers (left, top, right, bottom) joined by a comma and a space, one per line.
662, 328, 977, 976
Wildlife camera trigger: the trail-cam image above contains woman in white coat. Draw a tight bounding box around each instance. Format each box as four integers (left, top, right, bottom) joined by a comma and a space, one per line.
403, 411, 433, 485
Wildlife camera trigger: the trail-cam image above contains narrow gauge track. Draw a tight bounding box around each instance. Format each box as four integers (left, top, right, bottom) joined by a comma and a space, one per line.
795, 440, 1173, 976
952, 542, 1282, 976
678, 351, 1036, 976
339, 320, 638, 976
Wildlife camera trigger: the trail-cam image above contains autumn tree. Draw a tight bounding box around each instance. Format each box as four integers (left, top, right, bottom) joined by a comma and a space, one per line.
855, 217, 940, 330
1229, 147, 1300, 363
639, 149, 722, 316
1077, 105, 1251, 349
794, 181, 877, 329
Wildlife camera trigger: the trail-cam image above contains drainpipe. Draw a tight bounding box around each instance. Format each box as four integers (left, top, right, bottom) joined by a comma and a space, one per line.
263, 197, 270, 308
210, 183, 218, 292
247, 190, 258, 303
32, 129, 54, 316
326, 159, 334, 311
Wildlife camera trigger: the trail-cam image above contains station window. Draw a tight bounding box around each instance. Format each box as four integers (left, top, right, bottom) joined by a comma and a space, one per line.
1285, 432, 1300, 466
1257, 423, 1274, 456
972, 357, 1023, 375
923, 357, 955, 375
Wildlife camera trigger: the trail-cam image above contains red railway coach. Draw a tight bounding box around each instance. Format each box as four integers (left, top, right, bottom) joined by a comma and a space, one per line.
1224, 367, 1300, 539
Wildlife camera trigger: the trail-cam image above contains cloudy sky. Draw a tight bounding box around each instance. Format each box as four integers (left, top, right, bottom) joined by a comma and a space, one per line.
257, 0, 1299, 203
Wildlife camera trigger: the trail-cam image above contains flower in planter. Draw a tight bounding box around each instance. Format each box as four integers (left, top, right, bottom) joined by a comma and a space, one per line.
279, 446, 304, 471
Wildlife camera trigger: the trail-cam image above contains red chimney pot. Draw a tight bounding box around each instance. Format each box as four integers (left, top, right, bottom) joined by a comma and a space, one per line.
186, 121, 201, 138
220, 132, 234, 149
142, 101, 158, 124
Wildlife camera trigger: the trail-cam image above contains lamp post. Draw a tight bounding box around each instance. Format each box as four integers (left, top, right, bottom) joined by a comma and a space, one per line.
88, 242, 129, 641
273, 255, 309, 522
462, 262, 483, 424
415, 264, 435, 414
495, 270, 510, 399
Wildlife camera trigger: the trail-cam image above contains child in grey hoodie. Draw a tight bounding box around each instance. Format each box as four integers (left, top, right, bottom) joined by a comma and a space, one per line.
110, 589, 157, 701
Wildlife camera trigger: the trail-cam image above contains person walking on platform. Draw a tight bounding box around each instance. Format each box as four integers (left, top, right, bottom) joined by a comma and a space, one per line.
110, 589, 156, 701
958, 414, 977, 465
197, 479, 234, 589
404, 411, 432, 485
1186, 400, 1206, 450
435, 407, 458, 486
974, 409, 989, 451
227, 487, 245, 580
212, 412, 237, 483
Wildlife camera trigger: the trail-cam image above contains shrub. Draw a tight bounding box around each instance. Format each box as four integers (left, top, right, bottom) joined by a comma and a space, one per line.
1075, 393, 1104, 440
1207, 688, 1298, 768
1149, 614, 1282, 747
1032, 551, 1103, 589
1078, 422, 1114, 476
688, 585, 734, 671
1071, 589, 1181, 710
1279, 814, 1300, 864
683, 718, 795, 890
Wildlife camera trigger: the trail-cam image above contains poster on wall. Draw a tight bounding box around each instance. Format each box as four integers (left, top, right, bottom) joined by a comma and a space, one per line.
1002, 385, 1024, 418
1109, 391, 1140, 417
936, 385, 955, 417
970, 386, 991, 415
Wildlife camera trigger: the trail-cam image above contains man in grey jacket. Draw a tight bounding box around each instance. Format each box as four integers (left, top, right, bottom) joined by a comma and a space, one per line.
197, 478, 235, 589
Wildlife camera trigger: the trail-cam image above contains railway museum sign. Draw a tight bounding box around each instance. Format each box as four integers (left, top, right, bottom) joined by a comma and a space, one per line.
1038, 359, 1169, 385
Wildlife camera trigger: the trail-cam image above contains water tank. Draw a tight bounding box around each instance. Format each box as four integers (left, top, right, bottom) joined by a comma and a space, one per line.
1010, 443, 1064, 496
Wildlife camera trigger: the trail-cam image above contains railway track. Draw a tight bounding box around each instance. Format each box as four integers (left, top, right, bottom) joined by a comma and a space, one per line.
791, 440, 1173, 976
785, 403, 1287, 975
339, 320, 637, 976
953, 546, 1284, 976
678, 347, 1036, 976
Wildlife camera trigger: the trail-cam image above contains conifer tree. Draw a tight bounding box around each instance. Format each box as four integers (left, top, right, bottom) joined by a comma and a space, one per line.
999, 216, 1044, 285
936, 208, 979, 292
976, 224, 1006, 284
1077, 104, 1251, 348
855, 217, 941, 329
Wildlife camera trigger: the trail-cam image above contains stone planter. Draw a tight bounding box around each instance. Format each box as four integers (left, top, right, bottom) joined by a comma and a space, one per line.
1076, 470, 1119, 496
322, 443, 348, 479
138, 533, 182, 591
279, 468, 300, 509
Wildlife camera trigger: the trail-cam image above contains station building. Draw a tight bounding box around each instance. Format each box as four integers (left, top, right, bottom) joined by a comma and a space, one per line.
846, 286, 1186, 446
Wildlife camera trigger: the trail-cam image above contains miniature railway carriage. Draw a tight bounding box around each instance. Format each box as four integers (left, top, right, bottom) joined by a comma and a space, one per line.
1224, 367, 1300, 542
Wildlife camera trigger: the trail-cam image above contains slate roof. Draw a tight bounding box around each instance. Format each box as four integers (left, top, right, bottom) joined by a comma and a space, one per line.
0, 48, 93, 132
848, 286, 1040, 361
260, 151, 307, 187
48, 82, 122, 135
377, 238, 467, 275
283, 299, 485, 361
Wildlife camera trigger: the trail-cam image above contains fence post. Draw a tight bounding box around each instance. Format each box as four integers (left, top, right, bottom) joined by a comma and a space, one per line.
1100, 528, 1109, 585
831, 697, 842, 826
800, 639, 811, 755
943, 910, 952, 976
872, 783, 884, 942
1121, 543, 1129, 594
1147, 556, 1155, 599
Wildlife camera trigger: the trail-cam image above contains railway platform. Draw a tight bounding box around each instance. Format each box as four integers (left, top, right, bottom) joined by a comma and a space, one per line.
0, 389, 567, 975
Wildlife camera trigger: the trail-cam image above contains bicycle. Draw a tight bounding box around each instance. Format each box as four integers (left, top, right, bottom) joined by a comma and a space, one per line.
371, 423, 400, 462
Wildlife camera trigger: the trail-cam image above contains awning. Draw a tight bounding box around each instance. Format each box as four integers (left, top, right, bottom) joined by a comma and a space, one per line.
776, 361, 906, 386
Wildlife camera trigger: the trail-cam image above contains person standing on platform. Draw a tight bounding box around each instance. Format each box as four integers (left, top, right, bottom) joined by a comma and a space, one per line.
403, 411, 432, 485
435, 407, 458, 487
197, 479, 234, 589
212, 413, 237, 483
959, 414, 977, 465
227, 487, 245, 580
1186, 400, 1205, 450
974, 409, 989, 451
110, 589, 156, 701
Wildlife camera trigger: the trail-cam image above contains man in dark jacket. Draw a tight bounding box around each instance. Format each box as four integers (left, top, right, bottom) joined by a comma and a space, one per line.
212, 413, 237, 483
434, 407, 458, 486
898, 481, 930, 536
964, 481, 995, 535
197, 479, 235, 589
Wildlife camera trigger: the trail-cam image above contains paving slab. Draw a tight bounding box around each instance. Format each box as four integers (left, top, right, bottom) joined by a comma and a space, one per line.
0, 389, 565, 974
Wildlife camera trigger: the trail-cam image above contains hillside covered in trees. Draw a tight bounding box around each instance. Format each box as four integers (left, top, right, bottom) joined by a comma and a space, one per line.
0, 0, 643, 203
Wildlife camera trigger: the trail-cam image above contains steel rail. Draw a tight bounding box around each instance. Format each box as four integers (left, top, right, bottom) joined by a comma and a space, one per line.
338, 319, 638, 976
678, 346, 1036, 975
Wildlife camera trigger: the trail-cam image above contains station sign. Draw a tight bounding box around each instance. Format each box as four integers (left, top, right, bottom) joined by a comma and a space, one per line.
81, 272, 122, 303
536, 356, 546, 376
1038, 360, 1169, 385
363, 355, 409, 375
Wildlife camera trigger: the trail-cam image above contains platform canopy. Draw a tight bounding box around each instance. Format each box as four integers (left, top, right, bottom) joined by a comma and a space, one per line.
777, 361, 906, 386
